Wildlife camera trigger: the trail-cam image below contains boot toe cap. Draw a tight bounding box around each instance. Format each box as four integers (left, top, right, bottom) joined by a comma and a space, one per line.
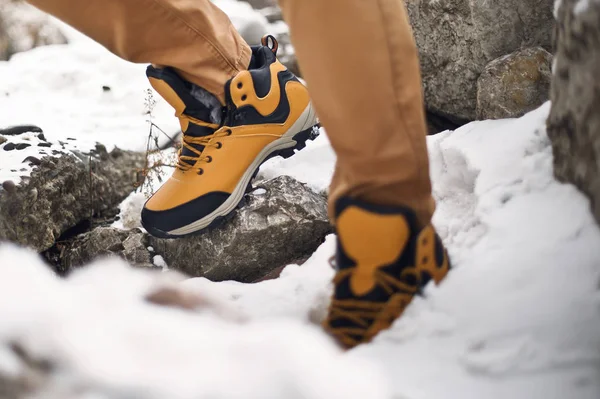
141, 191, 231, 238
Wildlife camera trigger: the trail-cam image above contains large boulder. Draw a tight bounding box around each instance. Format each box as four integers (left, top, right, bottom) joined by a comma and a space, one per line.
477, 47, 553, 120
151, 175, 332, 282
0, 132, 144, 252
0, 0, 67, 60
405, 0, 554, 122
48, 176, 332, 282
547, 0, 600, 224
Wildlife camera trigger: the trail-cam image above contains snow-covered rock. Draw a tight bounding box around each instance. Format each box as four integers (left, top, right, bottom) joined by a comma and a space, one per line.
0, 140, 144, 252
0, 33, 181, 155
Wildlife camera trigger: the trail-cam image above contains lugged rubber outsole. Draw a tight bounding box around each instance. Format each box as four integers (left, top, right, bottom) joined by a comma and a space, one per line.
145, 123, 320, 239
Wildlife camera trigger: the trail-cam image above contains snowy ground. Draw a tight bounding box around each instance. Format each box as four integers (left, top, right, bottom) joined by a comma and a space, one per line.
1, 2, 600, 398
0, 23, 179, 184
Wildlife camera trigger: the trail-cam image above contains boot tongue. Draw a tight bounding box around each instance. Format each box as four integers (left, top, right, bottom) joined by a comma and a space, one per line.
180, 87, 222, 166
146, 66, 223, 167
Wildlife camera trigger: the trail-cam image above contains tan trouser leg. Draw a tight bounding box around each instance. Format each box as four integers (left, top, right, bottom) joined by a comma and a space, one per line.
27, 0, 251, 102
280, 0, 434, 226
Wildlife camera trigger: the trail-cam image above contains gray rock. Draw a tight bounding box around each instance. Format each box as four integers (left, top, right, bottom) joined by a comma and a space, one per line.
57, 227, 153, 272
477, 47, 552, 120
47, 176, 331, 282
1, 180, 16, 193
0, 0, 67, 60
0, 125, 43, 136
241, 0, 277, 9
406, 0, 554, 122
547, 0, 600, 225
0, 145, 144, 252
0, 9, 10, 61
150, 175, 332, 282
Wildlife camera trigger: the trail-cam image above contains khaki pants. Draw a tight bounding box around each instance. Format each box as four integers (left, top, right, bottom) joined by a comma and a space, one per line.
28, 0, 434, 226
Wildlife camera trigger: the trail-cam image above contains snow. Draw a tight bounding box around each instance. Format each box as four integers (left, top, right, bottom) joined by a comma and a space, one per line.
0, 244, 389, 399
112, 192, 148, 230
2, 99, 599, 397
366, 104, 600, 398
574, 0, 600, 14
0, 31, 179, 184
153, 254, 169, 271
1, 6, 600, 399
183, 104, 600, 398
0, 30, 178, 153
258, 132, 336, 195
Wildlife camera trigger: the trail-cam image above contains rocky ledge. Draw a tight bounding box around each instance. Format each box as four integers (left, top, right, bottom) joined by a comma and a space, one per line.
0, 135, 144, 252
49, 176, 332, 283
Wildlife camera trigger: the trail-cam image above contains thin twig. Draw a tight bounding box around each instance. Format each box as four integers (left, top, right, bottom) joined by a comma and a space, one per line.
88, 154, 94, 221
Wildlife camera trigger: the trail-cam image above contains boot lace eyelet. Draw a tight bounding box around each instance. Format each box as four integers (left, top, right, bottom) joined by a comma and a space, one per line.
206, 156, 212, 163
237, 82, 243, 89
216, 142, 223, 149
241, 95, 247, 101
197, 168, 204, 175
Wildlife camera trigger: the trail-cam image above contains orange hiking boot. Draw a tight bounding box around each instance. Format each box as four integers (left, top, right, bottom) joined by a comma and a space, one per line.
323, 197, 451, 349
142, 36, 319, 238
